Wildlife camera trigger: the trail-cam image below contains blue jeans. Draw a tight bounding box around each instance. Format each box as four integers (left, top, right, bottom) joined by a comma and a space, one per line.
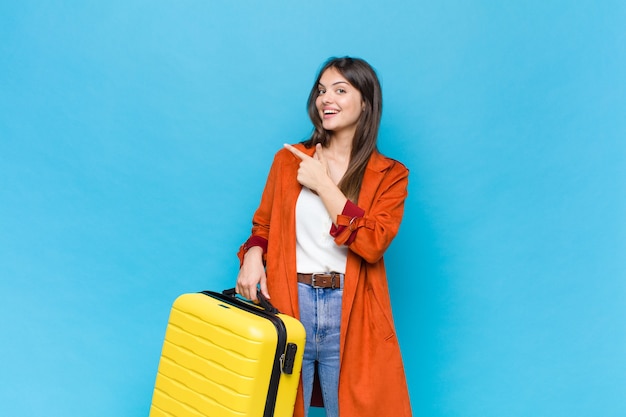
298, 282, 342, 417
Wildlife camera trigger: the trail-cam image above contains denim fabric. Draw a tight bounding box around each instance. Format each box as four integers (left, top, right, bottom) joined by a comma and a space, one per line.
298, 282, 343, 417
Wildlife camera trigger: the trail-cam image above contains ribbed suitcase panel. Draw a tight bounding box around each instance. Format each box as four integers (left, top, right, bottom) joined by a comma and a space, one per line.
150, 293, 278, 417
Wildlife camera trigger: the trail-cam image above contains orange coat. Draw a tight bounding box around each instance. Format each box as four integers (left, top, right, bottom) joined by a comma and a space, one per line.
238, 143, 412, 417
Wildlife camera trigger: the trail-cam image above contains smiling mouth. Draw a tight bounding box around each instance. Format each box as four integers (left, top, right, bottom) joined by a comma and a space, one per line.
323, 109, 339, 117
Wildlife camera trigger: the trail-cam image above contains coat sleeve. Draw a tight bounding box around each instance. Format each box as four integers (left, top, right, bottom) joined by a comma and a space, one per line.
332, 161, 409, 264
236, 151, 282, 264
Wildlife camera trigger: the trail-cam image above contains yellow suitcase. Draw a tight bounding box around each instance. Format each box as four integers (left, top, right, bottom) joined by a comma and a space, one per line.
150, 289, 306, 417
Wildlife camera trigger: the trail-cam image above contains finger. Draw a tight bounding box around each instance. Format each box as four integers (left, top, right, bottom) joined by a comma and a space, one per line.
259, 275, 270, 299
284, 143, 310, 161
314, 143, 329, 169
235, 275, 244, 296
236, 280, 257, 301
245, 284, 257, 302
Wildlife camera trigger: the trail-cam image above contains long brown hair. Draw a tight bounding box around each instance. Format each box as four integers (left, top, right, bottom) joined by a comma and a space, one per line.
302, 57, 383, 202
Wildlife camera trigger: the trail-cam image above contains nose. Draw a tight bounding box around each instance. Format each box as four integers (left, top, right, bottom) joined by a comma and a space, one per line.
321, 91, 334, 104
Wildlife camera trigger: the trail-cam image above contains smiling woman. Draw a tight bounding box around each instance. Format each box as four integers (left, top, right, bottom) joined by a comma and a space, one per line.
236, 57, 412, 417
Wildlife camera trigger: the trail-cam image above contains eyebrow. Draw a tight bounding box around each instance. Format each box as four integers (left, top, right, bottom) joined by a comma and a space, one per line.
318, 81, 350, 88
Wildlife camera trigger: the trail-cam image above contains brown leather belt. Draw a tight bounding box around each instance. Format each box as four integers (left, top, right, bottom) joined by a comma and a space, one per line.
297, 272, 344, 289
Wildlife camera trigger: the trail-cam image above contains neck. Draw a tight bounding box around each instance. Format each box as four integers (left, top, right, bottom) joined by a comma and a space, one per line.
328, 131, 354, 159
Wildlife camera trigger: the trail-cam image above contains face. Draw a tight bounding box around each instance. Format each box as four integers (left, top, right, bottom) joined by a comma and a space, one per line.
315, 67, 364, 139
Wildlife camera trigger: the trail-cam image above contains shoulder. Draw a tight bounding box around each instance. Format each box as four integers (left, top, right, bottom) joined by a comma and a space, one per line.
368, 151, 409, 175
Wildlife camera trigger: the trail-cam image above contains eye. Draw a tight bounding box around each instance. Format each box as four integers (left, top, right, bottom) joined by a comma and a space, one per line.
336, 88, 346, 94
318, 88, 326, 95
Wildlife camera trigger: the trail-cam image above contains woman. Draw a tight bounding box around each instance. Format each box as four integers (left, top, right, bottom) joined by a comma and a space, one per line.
236, 57, 412, 417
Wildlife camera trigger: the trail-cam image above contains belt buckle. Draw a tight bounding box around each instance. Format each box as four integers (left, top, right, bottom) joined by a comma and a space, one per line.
311, 272, 339, 289
310, 273, 322, 288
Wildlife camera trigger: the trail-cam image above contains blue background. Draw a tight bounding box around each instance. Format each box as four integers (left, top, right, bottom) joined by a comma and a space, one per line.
1, 1, 625, 416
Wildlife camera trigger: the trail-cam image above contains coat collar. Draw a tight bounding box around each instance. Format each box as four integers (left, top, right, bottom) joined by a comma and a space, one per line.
367, 149, 395, 173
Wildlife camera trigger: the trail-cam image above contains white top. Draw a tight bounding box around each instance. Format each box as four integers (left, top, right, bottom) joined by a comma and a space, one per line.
295, 187, 348, 273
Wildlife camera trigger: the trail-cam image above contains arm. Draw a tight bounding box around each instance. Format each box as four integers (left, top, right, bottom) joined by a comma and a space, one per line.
283, 144, 409, 263
283, 143, 347, 225
332, 161, 409, 263
235, 152, 283, 301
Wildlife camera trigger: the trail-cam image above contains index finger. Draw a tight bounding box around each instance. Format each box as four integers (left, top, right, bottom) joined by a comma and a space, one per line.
314, 143, 328, 164
284, 143, 310, 160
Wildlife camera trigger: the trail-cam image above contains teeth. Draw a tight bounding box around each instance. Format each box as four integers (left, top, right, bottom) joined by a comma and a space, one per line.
324, 109, 338, 114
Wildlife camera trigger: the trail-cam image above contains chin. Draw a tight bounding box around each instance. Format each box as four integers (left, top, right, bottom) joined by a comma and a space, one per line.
322, 122, 338, 131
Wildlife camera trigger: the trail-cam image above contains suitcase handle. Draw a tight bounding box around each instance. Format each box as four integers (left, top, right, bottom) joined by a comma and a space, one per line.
222, 288, 280, 314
